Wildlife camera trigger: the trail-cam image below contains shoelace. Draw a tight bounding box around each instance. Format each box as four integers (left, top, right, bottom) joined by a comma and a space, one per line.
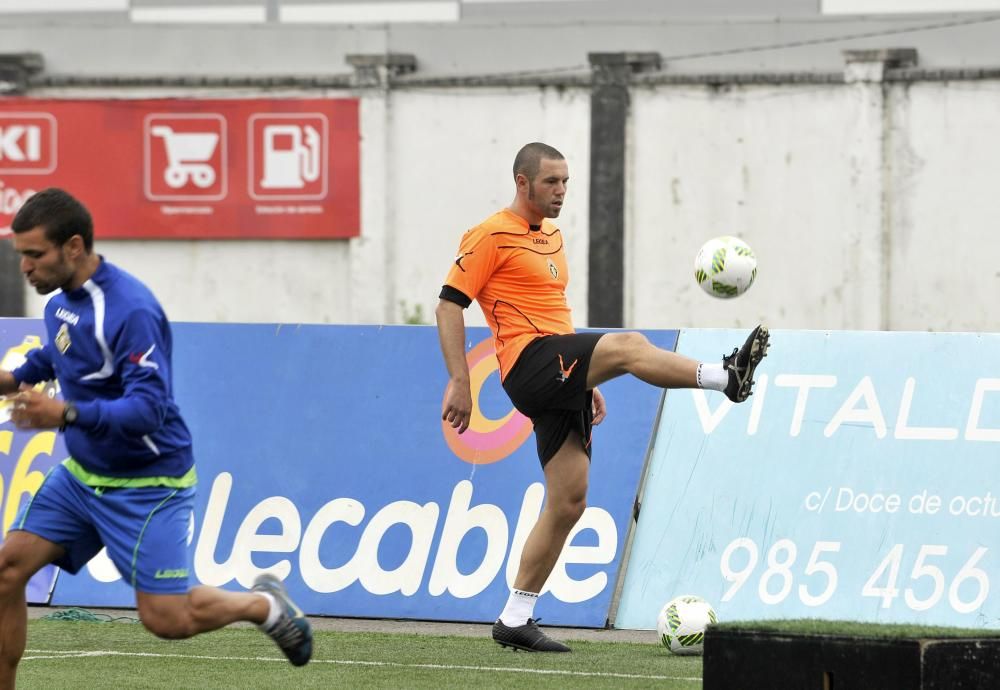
526, 618, 547, 632
270, 617, 306, 648
724, 347, 739, 369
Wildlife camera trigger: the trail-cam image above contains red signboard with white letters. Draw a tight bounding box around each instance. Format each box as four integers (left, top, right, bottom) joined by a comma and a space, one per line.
0, 99, 360, 239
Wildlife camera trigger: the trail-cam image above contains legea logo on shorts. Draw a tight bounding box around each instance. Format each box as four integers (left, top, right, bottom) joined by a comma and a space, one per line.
442, 338, 532, 464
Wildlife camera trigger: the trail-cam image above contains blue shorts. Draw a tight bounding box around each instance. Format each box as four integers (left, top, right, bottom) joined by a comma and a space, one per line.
12, 463, 195, 594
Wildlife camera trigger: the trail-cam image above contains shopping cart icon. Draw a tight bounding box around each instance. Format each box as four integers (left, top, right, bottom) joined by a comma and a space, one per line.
150, 125, 219, 189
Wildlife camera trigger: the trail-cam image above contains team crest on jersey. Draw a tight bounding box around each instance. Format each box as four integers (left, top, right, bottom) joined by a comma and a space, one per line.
55, 323, 71, 354
547, 258, 559, 280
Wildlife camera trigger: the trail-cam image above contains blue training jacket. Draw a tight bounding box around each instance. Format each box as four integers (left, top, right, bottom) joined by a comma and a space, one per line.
13, 259, 194, 478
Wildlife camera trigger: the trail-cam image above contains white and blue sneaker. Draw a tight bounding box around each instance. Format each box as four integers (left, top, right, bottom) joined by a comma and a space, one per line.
252, 573, 313, 667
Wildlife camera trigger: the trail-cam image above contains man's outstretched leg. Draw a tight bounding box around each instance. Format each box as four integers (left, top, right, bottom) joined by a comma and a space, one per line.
492, 432, 589, 653
587, 325, 770, 402
136, 576, 312, 666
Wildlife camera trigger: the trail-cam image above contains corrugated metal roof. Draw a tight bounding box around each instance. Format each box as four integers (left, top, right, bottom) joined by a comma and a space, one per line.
2, 0, 997, 24
3, 1, 1000, 78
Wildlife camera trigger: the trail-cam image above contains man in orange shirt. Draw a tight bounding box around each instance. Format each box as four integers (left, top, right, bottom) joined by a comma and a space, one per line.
436, 142, 768, 652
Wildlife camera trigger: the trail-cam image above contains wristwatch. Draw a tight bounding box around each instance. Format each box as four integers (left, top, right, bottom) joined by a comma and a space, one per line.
60, 401, 79, 432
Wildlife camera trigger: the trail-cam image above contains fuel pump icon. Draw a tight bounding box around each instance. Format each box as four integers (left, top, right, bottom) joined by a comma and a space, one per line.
260, 124, 321, 189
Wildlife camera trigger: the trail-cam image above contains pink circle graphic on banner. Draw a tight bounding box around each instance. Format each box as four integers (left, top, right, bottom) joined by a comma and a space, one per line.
442, 338, 533, 465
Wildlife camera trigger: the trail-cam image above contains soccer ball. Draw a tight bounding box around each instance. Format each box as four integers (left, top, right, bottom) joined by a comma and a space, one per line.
694, 236, 757, 299
656, 595, 717, 655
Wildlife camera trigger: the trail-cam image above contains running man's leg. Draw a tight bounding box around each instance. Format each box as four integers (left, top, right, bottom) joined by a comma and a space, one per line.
136, 581, 311, 666
136, 588, 268, 639
104, 485, 311, 666
1, 463, 111, 687
0, 531, 65, 688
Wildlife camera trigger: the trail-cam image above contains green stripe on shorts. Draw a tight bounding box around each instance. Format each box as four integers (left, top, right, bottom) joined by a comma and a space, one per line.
62, 458, 197, 489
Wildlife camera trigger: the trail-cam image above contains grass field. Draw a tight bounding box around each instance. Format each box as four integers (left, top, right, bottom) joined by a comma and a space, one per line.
18, 620, 702, 689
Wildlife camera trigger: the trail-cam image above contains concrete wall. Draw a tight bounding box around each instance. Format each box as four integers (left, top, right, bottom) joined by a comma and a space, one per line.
16, 75, 1000, 332
6, 14, 1000, 78
628, 78, 1000, 333
886, 81, 1000, 332
629, 83, 884, 331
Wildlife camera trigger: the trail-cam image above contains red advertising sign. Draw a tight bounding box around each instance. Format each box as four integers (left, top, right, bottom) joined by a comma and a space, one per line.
0, 99, 360, 239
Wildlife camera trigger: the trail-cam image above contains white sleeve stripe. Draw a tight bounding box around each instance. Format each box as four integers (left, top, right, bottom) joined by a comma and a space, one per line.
142, 435, 161, 456
138, 344, 160, 370
80, 280, 115, 381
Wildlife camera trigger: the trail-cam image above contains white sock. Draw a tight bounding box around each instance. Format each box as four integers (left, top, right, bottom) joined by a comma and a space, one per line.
499, 589, 539, 627
255, 592, 281, 630
697, 362, 728, 392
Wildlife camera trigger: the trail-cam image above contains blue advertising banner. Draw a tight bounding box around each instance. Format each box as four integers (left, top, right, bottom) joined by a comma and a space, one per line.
616, 329, 1000, 629
0, 320, 63, 604
49, 323, 674, 626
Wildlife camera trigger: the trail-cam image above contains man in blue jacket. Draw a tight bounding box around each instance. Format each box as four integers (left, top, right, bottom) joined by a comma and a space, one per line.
0, 188, 312, 686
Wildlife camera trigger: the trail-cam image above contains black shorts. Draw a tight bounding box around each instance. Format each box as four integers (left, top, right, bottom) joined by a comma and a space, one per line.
502, 332, 605, 467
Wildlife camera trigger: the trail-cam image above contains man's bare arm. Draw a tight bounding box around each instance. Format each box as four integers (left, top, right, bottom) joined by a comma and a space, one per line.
436, 299, 473, 434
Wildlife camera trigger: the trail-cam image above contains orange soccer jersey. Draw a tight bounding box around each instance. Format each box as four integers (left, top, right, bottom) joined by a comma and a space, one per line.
443, 208, 574, 380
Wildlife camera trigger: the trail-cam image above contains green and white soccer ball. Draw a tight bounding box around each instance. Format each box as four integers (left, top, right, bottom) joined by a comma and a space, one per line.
656, 595, 717, 656
694, 236, 757, 299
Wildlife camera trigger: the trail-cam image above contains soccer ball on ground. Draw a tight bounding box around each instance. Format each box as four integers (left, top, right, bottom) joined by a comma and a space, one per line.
656, 594, 717, 655
694, 236, 757, 299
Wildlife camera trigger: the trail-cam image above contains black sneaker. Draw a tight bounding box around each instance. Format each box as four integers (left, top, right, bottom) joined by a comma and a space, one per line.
252, 573, 313, 666
492, 618, 571, 652
723, 325, 770, 403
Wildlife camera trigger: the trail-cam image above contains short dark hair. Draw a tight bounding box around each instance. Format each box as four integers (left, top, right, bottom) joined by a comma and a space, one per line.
513, 142, 565, 182
11, 188, 94, 252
